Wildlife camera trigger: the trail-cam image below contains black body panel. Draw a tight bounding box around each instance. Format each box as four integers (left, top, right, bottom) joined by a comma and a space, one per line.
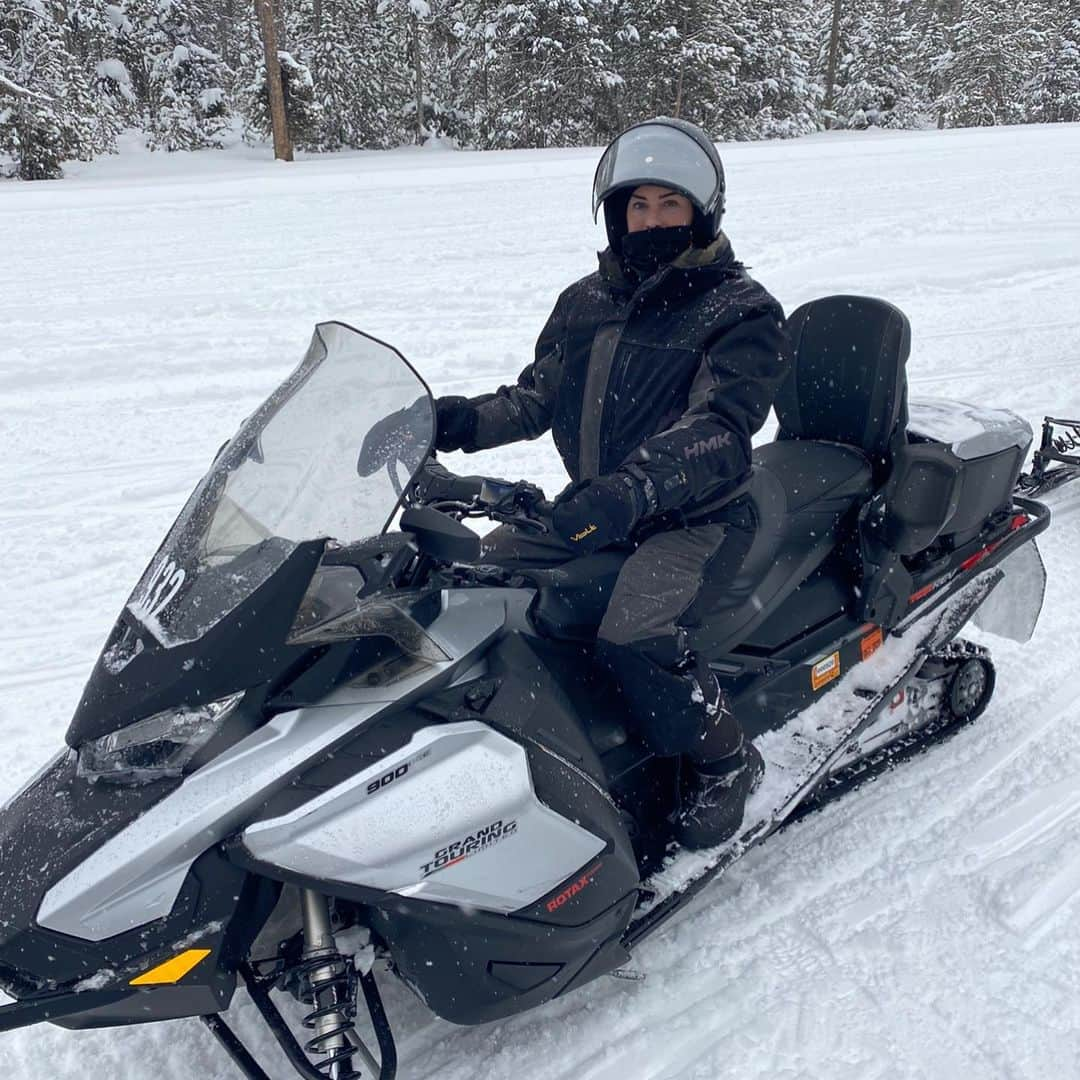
0, 752, 178, 993
67, 540, 327, 746
368, 889, 636, 1025
0, 845, 276, 1032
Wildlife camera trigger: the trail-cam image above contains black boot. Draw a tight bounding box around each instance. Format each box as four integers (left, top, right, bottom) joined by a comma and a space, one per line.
674, 739, 764, 851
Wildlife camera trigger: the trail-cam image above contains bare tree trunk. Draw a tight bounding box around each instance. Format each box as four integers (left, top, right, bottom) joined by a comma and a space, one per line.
255, 0, 293, 160
938, 0, 962, 129
673, 12, 687, 118
413, 12, 424, 144
823, 0, 842, 128
218, 0, 233, 66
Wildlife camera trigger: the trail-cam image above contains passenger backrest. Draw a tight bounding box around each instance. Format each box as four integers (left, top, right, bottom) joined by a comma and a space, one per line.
776, 296, 910, 481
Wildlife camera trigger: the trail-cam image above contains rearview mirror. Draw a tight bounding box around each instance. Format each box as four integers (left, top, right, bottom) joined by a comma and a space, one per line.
400, 506, 481, 564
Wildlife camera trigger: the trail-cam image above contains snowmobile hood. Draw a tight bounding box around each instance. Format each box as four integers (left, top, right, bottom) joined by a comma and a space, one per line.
66, 539, 326, 746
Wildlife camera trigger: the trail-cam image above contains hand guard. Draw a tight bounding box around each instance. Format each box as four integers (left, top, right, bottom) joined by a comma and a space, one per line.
357, 396, 433, 477
552, 473, 645, 555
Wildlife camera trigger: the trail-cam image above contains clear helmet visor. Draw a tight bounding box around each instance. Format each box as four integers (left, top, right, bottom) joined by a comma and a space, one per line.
592, 123, 721, 219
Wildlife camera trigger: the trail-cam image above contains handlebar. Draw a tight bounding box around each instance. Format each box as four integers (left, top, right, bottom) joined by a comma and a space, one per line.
408, 460, 553, 533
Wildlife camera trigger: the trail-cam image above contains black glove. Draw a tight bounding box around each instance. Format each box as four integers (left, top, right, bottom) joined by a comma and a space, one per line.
552, 473, 645, 555
357, 396, 433, 477
434, 396, 477, 452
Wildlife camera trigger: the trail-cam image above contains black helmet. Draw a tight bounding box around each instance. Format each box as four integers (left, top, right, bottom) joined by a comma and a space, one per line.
592, 117, 726, 250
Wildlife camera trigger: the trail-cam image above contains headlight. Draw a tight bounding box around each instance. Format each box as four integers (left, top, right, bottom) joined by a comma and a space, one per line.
76, 692, 244, 786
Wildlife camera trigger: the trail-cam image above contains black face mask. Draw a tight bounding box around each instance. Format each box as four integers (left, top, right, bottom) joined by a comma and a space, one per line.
619, 225, 693, 282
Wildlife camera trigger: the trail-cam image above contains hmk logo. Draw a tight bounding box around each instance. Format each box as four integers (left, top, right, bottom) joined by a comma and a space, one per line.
684, 432, 733, 460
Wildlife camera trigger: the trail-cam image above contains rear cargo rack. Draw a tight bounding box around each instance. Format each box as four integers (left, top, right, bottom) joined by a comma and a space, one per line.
1018, 416, 1080, 498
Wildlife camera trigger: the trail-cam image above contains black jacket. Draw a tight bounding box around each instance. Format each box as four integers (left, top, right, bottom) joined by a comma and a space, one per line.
460, 235, 792, 519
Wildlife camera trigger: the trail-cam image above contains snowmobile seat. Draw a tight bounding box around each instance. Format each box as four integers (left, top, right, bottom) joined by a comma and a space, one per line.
776, 294, 910, 482
687, 295, 907, 653
687, 440, 872, 655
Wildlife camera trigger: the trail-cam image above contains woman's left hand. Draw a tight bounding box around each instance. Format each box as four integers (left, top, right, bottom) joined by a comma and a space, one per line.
552, 473, 644, 554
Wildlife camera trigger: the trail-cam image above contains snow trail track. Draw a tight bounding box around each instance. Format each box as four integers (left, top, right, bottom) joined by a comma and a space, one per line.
2, 124, 1080, 1078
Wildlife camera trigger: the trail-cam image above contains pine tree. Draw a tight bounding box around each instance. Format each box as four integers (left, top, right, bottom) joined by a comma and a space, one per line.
1025, 2, 1080, 123
711, 0, 821, 140
138, 0, 232, 150
910, 0, 958, 127
0, 0, 103, 178
239, 45, 321, 147
825, 0, 927, 129
282, 0, 410, 151
611, 0, 735, 130
67, 0, 138, 140
944, 0, 1035, 126
450, 0, 620, 149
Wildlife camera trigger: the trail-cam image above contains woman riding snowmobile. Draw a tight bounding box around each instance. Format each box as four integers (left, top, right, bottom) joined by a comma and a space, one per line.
430, 117, 794, 848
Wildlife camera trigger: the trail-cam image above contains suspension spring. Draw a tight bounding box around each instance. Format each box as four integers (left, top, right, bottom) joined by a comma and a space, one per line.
297, 889, 361, 1079
298, 951, 359, 1076
1052, 422, 1080, 457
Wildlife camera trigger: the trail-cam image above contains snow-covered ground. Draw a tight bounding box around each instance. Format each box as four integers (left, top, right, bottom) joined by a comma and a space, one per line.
2, 123, 1080, 1078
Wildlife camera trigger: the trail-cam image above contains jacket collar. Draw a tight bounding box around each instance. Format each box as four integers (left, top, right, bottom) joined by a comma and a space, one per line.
597, 232, 739, 302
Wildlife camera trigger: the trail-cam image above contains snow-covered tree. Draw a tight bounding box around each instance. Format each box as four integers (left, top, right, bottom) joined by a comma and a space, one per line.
66, 0, 138, 139
823, 0, 927, 129
240, 46, 320, 147
290, 0, 410, 151
1024, 3, 1080, 123
0, 0, 103, 178
448, 0, 620, 149
610, 0, 735, 130
943, 0, 1036, 126
711, 0, 821, 140
131, 0, 232, 150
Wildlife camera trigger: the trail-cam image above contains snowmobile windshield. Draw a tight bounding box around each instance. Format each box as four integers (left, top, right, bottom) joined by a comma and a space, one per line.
592, 122, 721, 219
123, 323, 434, 648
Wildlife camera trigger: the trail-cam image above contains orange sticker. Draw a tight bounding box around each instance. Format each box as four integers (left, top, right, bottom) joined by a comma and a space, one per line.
861, 627, 883, 661
811, 651, 841, 691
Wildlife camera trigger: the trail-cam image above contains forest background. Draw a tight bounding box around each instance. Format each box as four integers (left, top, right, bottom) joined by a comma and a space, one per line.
2, 0, 1079, 180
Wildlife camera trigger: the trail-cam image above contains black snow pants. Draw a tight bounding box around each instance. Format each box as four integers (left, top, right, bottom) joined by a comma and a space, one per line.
481, 497, 757, 762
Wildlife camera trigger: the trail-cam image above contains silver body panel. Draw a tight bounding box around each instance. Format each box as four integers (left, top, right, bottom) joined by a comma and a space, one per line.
242, 721, 605, 914
908, 398, 1033, 460
37, 589, 534, 942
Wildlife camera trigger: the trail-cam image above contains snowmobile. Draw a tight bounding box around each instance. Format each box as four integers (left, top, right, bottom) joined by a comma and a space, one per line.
1, 295, 1077, 1080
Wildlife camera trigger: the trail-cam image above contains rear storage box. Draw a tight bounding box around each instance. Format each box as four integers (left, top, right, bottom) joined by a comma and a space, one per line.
906, 399, 1032, 547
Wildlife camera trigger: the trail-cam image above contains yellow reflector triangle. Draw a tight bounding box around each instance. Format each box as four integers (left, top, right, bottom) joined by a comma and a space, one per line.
129, 948, 212, 986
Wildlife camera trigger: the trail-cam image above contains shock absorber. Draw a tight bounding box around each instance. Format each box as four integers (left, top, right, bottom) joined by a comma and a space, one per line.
299, 889, 360, 1079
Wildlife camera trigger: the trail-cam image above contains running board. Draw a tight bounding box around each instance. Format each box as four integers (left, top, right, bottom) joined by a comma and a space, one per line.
622, 569, 1001, 950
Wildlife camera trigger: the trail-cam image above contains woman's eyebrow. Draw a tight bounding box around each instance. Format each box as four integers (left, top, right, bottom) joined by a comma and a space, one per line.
631, 189, 681, 202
